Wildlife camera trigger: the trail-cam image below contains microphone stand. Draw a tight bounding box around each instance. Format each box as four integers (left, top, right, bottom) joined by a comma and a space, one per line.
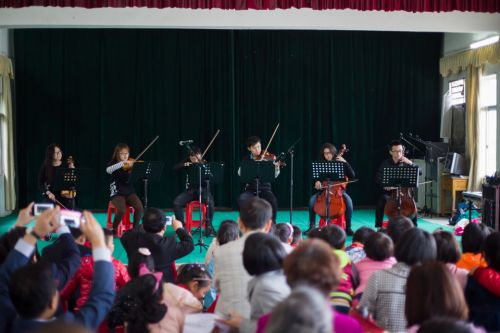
285, 137, 301, 224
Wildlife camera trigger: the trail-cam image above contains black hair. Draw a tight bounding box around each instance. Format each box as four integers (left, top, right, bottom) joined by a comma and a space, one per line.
417, 318, 474, 333
176, 264, 212, 289
188, 146, 202, 156
461, 222, 491, 254
0, 226, 39, 265
142, 207, 166, 233
364, 232, 394, 261
291, 225, 302, 246
312, 225, 346, 250
395, 228, 436, 266
216, 220, 239, 246
386, 216, 414, 246
306, 227, 323, 239
69, 227, 83, 239
246, 136, 261, 148
128, 250, 156, 278
389, 140, 404, 150
42, 143, 62, 183
9, 262, 56, 319
352, 227, 375, 244
433, 231, 461, 264
275, 223, 293, 243
243, 232, 287, 276
483, 232, 500, 272
108, 275, 167, 333
320, 143, 337, 160
103, 228, 114, 242
239, 197, 272, 230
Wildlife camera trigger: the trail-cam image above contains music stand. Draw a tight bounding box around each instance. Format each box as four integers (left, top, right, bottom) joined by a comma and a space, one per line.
130, 161, 164, 209
311, 161, 346, 226
240, 160, 276, 196
381, 165, 419, 217
53, 168, 79, 210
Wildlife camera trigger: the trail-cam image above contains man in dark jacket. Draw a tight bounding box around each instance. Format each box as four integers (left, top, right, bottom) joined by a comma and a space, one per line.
121, 207, 194, 282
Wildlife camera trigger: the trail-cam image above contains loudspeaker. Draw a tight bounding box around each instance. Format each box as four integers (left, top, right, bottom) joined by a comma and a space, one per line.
482, 184, 500, 231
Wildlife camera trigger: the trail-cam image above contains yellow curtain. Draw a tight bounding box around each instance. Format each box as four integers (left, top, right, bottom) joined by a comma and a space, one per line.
440, 42, 500, 78
464, 65, 481, 191
0, 55, 16, 211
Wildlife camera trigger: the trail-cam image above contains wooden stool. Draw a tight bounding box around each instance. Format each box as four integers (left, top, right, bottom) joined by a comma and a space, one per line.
185, 201, 207, 234
319, 215, 346, 229
106, 201, 135, 237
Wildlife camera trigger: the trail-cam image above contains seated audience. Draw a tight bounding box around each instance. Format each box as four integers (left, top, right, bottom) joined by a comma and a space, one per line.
274, 223, 294, 253
290, 224, 302, 247
433, 230, 469, 288
457, 222, 490, 271
345, 226, 375, 264
256, 239, 362, 333
220, 232, 290, 333
405, 261, 470, 333
264, 286, 333, 333
309, 224, 359, 313
4, 210, 115, 333
385, 216, 414, 246
465, 231, 500, 331
213, 197, 273, 318
358, 228, 436, 332
354, 232, 396, 297
417, 317, 479, 333
121, 207, 194, 283
42, 227, 91, 262
61, 228, 130, 310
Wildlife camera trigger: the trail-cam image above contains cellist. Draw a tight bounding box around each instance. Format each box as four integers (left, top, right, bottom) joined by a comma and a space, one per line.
374, 139, 417, 228
307, 143, 356, 235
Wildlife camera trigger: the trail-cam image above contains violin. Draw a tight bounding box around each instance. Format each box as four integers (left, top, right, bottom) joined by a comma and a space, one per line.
313, 144, 349, 219
122, 135, 159, 171
256, 123, 286, 168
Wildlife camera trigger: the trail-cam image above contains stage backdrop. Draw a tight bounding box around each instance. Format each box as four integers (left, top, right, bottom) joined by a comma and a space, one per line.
14, 29, 442, 211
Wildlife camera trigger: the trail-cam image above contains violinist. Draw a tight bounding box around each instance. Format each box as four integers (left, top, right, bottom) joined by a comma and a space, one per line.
106, 143, 144, 236
237, 136, 279, 223
38, 143, 77, 209
172, 146, 216, 236
307, 143, 356, 235
374, 139, 417, 228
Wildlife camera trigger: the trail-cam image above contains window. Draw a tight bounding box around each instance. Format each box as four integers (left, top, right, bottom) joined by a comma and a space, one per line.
449, 78, 465, 105
478, 74, 497, 177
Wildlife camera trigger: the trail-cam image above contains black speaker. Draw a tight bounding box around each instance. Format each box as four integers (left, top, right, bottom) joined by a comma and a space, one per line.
482, 184, 500, 231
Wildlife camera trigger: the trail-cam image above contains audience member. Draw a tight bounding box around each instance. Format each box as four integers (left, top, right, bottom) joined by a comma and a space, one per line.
417, 317, 478, 333
214, 197, 273, 317
256, 239, 362, 333
386, 216, 414, 246
358, 228, 436, 332
274, 223, 294, 253
42, 227, 91, 263
121, 207, 194, 282
354, 232, 396, 297
345, 226, 375, 263
291, 224, 302, 247
433, 230, 469, 288
465, 231, 500, 331
457, 222, 490, 271
221, 232, 290, 333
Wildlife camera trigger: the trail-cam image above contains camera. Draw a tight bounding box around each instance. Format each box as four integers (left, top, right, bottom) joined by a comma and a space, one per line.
32, 203, 55, 216
59, 210, 83, 228
165, 215, 173, 226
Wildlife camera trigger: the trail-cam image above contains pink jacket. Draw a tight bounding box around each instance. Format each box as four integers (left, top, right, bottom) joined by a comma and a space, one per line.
446, 263, 469, 289
354, 257, 396, 295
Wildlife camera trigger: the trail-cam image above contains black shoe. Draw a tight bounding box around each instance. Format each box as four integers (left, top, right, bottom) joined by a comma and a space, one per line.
204, 226, 216, 237
345, 228, 354, 236
303, 223, 316, 235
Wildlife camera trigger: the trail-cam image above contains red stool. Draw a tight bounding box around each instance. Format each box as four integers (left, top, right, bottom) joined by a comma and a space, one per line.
106, 201, 135, 237
185, 201, 207, 234
318, 214, 346, 229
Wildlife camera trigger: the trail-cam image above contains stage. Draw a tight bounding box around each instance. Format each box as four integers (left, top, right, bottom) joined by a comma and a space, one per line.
0, 209, 453, 264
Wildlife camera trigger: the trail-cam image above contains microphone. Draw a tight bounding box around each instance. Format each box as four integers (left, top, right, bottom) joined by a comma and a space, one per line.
179, 140, 193, 146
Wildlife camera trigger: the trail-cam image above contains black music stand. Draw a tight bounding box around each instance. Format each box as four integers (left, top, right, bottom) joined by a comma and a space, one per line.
311, 161, 346, 226
53, 167, 80, 210
381, 165, 419, 217
240, 160, 276, 196
130, 161, 164, 209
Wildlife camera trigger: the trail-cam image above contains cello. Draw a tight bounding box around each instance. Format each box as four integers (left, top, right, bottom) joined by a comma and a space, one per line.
313, 144, 349, 223
383, 159, 418, 220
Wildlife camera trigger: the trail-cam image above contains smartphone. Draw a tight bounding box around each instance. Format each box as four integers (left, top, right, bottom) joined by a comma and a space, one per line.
32, 203, 55, 216
59, 209, 83, 228
165, 215, 173, 226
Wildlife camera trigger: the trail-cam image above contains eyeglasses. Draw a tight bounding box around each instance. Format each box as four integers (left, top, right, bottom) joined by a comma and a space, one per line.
391, 150, 403, 153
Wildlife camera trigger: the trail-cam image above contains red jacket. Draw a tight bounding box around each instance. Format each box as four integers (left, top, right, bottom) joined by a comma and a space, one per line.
473, 266, 500, 297
61, 255, 130, 309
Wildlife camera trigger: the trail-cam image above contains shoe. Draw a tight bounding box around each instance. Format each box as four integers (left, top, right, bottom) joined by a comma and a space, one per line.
303, 223, 316, 235
204, 226, 216, 237
345, 228, 354, 236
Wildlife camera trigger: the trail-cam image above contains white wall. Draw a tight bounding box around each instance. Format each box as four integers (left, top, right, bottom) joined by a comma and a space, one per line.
0, 29, 10, 56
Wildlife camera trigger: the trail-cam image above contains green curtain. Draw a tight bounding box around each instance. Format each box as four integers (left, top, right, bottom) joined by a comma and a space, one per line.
14, 29, 442, 211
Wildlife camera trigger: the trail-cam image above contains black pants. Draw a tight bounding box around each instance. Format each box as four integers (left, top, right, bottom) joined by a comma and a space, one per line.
375, 192, 417, 228
111, 193, 144, 231
173, 188, 215, 224
237, 189, 277, 223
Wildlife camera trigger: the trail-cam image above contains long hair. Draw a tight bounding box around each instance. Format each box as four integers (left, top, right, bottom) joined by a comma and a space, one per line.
42, 143, 61, 183
110, 143, 130, 163
108, 275, 167, 333
319, 143, 336, 161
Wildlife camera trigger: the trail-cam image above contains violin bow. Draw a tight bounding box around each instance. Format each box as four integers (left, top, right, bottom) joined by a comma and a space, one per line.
201, 129, 221, 160
261, 123, 280, 158
135, 135, 160, 161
